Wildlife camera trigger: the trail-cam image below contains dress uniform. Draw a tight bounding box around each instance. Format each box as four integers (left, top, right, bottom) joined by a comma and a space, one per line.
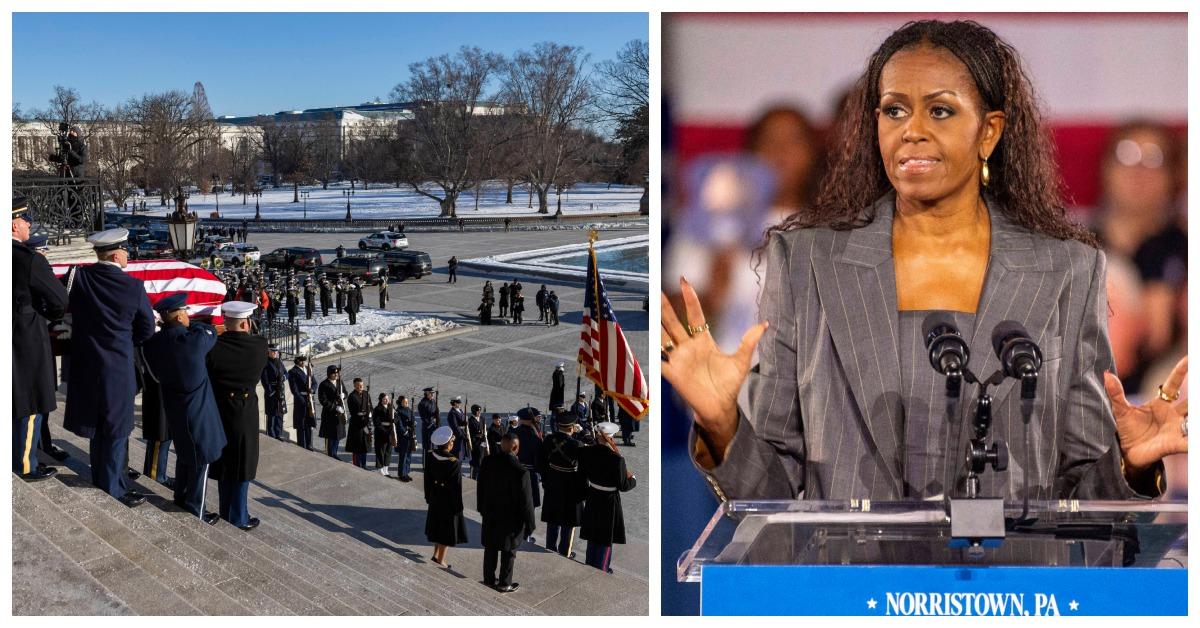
467, 405, 488, 480
317, 365, 347, 458
137, 342, 171, 484
346, 279, 363, 325
63, 228, 156, 506
303, 282, 316, 319
537, 414, 587, 557
579, 422, 637, 573
141, 294, 227, 522
478, 436, 536, 593
572, 394, 591, 432
260, 345, 288, 439
617, 406, 638, 447
447, 398, 467, 461
287, 357, 318, 450
285, 285, 298, 322
425, 426, 468, 567
335, 278, 346, 314
372, 395, 396, 476
486, 416, 506, 454
417, 387, 439, 457
549, 363, 566, 413
205, 301, 268, 530
319, 277, 332, 316
12, 195, 69, 481
394, 397, 416, 481
346, 380, 373, 468
514, 408, 544, 509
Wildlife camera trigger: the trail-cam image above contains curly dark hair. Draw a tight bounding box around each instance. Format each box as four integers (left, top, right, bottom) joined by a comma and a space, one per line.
767, 19, 1098, 248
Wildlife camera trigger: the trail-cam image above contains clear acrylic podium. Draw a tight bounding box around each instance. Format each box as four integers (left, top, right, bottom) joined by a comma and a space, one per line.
678, 499, 1187, 615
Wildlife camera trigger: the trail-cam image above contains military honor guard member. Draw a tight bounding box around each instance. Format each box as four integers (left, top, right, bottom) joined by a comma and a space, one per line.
447, 396, 467, 460
304, 280, 316, 320
394, 395, 416, 482
487, 414, 506, 454
537, 412, 586, 558
318, 364, 348, 458
319, 275, 332, 317
571, 393, 591, 431
63, 228, 155, 506
550, 363, 566, 414
478, 432, 536, 593
425, 426, 468, 568
513, 407, 544, 512
346, 278, 363, 325
205, 301, 269, 530
579, 422, 637, 573
141, 293, 227, 523
13, 194, 69, 481
372, 393, 396, 476
261, 344, 288, 440
288, 355, 318, 450
417, 386, 440, 457
467, 404, 488, 480
346, 377, 373, 468
335, 276, 347, 314
137, 344, 173, 485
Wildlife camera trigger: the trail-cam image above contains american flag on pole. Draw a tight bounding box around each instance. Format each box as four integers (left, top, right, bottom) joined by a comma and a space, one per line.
577, 234, 649, 419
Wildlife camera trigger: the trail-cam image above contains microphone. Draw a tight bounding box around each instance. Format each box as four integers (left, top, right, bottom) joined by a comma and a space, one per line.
922, 312, 970, 375
990, 321, 1043, 400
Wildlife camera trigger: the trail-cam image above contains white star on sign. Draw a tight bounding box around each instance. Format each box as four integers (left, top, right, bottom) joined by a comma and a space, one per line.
1069, 600, 1079, 611
867, 598, 878, 609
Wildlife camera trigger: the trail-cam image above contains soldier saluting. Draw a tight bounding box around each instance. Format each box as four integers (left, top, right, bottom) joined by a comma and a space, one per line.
205, 301, 268, 530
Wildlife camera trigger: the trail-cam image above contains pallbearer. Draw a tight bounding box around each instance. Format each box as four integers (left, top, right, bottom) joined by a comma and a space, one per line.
579, 422, 637, 573
287, 356, 318, 450
205, 301, 269, 530
141, 293, 226, 523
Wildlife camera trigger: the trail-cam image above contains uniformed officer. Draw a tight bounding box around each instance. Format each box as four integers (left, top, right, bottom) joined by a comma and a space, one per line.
63, 228, 155, 506
13, 194, 69, 481
478, 432, 535, 593
617, 405, 638, 447
372, 393, 395, 476
141, 293, 226, 523
303, 280, 316, 320
549, 363, 566, 415
447, 396, 467, 461
417, 386, 439, 458
467, 404, 487, 480
318, 364, 347, 459
537, 413, 586, 558
287, 356, 318, 450
346, 278, 363, 325
261, 344, 288, 440
425, 426, 467, 568
513, 407, 544, 514
346, 377, 372, 468
578, 422, 637, 573
572, 393, 591, 432
393, 395, 416, 482
486, 414, 505, 454
137, 342, 171, 485
319, 275, 332, 316
335, 276, 347, 314
285, 283, 298, 322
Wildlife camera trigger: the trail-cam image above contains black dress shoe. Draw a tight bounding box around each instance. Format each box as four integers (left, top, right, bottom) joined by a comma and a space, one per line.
236, 517, 260, 531
45, 445, 70, 461
119, 491, 146, 507
127, 468, 141, 481
401, 475, 414, 482
162, 478, 176, 490
495, 583, 520, 593
202, 512, 221, 526
20, 466, 57, 482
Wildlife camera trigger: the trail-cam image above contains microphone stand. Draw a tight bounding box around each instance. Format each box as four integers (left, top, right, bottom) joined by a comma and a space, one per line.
944, 365, 1010, 559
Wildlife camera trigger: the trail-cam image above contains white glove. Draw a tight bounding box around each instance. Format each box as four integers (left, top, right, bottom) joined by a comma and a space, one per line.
336, 406, 345, 414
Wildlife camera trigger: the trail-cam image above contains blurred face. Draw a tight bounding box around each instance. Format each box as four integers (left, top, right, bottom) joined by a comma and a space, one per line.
752, 112, 815, 206
330, 371, 339, 381
876, 45, 1004, 208
354, 381, 364, 392
167, 309, 190, 327
1103, 127, 1174, 216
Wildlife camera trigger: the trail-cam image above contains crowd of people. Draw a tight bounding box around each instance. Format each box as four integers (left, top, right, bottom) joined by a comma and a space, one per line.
477, 279, 561, 326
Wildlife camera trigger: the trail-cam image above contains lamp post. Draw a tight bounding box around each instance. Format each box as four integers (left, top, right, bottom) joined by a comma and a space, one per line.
343, 188, 354, 222
167, 210, 198, 261
211, 173, 220, 216
254, 189, 263, 221
301, 190, 310, 219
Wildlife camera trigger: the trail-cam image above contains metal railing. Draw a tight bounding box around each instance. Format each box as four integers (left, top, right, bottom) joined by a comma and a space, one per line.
104, 210, 647, 233
14, 176, 104, 244
255, 316, 301, 359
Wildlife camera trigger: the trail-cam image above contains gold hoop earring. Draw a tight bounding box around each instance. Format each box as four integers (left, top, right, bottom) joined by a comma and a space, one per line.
981, 158, 991, 187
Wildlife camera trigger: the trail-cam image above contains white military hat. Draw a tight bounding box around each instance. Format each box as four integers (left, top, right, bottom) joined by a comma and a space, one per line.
431, 425, 454, 446
87, 228, 129, 251
222, 301, 257, 319
596, 422, 620, 436
508, 415, 519, 425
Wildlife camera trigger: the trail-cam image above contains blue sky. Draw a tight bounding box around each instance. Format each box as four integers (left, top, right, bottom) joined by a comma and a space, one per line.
13, 12, 647, 117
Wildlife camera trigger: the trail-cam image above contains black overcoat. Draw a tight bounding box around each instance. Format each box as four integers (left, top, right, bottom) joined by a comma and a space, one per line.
13, 241, 68, 417
205, 331, 268, 482
261, 357, 288, 417
424, 451, 468, 546
477, 452, 535, 551
345, 389, 373, 454
537, 432, 586, 526
318, 378, 347, 440
141, 323, 227, 467
549, 369, 565, 411
578, 445, 636, 545
287, 365, 318, 429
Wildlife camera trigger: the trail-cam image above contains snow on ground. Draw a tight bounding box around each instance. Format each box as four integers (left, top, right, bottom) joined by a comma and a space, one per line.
461, 234, 649, 292
298, 308, 460, 359
109, 181, 643, 220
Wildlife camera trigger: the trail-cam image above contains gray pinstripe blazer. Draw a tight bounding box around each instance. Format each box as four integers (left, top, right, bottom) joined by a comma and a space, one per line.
694, 192, 1150, 502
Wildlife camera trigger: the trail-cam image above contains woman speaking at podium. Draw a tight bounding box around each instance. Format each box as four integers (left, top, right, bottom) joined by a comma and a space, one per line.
661, 20, 1187, 503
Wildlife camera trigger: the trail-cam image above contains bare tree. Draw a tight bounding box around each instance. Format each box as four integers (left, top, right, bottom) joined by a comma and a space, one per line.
91, 105, 142, 210
595, 40, 649, 204
228, 136, 259, 204
504, 43, 595, 213
389, 46, 504, 217
127, 90, 217, 210
309, 113, 342, 190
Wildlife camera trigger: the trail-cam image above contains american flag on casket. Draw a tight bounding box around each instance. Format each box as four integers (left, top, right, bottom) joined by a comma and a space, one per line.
51, 259, 228, 325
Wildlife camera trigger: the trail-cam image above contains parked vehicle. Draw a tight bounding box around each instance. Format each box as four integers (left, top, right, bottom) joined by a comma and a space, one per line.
321, 255, 388, 284
215, 243, 261, 266
199, 235, 231, 256
377, 249, 433, 280
358, 231, 408, 251
133, 240, 175, 260
260, 246, 323, 271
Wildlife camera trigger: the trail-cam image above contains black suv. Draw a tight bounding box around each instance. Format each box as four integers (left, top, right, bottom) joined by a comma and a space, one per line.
377, 249, 434, 281
261, 247, 323, 271
322, 255, 388, 284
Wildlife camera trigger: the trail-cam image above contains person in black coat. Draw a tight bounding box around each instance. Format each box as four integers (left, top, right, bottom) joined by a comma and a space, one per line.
446, 397, 467, 460
287, 356, 318, 450
335, 277, 347, 314
537, 413, 586, 557
319, 276, 332, 317
12, 197, 69, 481
535, 285, 548, 322
205, 302, 269, 530
394, 395, 416, 482
345, 377, 373, 468
303, 281, 316, 320
346, 279, 363, 325
425, 426, 467, 567
63, 229, 155, 506
372, 393, 396, 477
513, 407, 544, 512
318, 365, 347, 459
136, 346, 171, 485
498, 283, 509, 318
579, 422, 637, 573
477, 433, 536, 593
378, 279, 389, 310
285, 285, 298, 322
547, 291, 560, 326
617, 405, 638, 447
141, 294, 227, 522
467, 404, 488, 480
549, 363, 566, 412
417, 387, 439, 458
260, 345, 288, 440
446, 256, 458, 283
486, 414, 505, 455
511, 294, 524, 324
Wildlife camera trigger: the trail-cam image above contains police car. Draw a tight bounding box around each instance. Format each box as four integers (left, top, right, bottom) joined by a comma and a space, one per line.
358, 231, 408, 251
214, 242, 261, 266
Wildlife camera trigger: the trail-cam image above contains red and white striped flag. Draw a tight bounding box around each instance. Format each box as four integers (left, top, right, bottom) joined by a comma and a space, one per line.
51, 259, 229, 325
577, 241, 649, 419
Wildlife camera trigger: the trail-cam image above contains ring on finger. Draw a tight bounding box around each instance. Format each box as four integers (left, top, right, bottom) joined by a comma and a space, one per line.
1183, 417, 1189, 438
1158, 385, 1180, 403
662, 341, 676, 353
686, 323, 711, 336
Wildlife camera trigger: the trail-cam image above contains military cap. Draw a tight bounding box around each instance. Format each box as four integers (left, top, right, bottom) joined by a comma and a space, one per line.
577, 393, 587, 400
222, 301, 257, 319
13, 192, 30, 219
596, 422, 620, 436
431, 425, 454, 447
153, 293, 189, 316
87, 228, 129, 252
508, 415, 519, 426
555, 363, 565, 370
26, 233, 49, 249
267, 344, 279, 351
451, 396, 462, 404
516, 407, 542, 422
554, 413, 577, 428
422, 386, 435, 393
470, 404, 481, 413
294, 355, 308, 364
327, 364, 340, 375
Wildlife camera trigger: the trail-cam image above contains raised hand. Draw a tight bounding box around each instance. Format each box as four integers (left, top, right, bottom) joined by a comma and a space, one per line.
1103, 355, 1189, 472
661, 277, 767, 461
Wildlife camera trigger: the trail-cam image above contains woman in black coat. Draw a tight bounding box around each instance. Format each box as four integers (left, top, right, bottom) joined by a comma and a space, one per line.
424, 426, 467, 567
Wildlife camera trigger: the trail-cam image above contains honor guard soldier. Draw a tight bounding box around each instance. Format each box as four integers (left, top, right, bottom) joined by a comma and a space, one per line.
335, 276, 347, 314
549, 363, 566, 414
318, 364, 348, 458
261, 344, 288, 440
417, 386, 440, 457
141, 293, 227, 523
513, 407, 544, 513
285, 282, 298, 322
303, 280, 316, 320
394, 395, 416, 482
478, 432, 536, 593
579, 422, 637, 573
346, 377, 372, 468
372, 393, 396, 476
346, 278, 363, 325
467, 404, 488, 480
205, 301, 268, 530
447, 396, 467, 460
617, 405, 638, 447
288, 356, 318, 450
63, 228, 155, 506
13, 194, 69, 481
425, 426, 467, 568
136, 342, 171, 485
319, 275, 332, 316
537, 412, 586, 558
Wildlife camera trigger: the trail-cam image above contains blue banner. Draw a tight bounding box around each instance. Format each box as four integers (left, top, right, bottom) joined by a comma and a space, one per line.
701, 565, 1187, 616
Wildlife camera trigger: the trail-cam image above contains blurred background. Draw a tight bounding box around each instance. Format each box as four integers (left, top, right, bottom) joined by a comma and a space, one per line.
660, 12, 1187, 615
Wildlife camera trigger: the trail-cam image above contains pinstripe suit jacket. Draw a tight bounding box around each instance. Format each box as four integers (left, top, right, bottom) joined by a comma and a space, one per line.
694, 192, 1152, 502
